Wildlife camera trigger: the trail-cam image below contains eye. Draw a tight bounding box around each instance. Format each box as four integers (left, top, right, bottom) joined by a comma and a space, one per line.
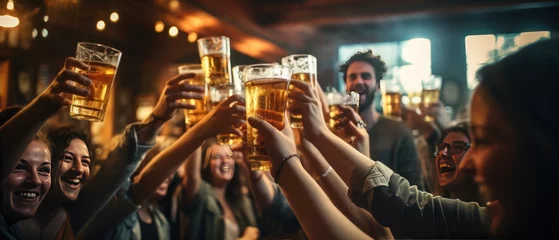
39, 166, 51, 175
82, 159, 91, 167
14, 163, 26, 171
64, 155, 73, 162
349, 74, 357, 81
361, 73, 372, 80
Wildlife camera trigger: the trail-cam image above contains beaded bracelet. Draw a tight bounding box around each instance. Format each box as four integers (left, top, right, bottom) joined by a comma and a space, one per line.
274, 154, 300, 184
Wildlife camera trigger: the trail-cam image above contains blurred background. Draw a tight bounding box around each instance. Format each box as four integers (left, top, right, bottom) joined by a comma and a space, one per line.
1, 0, 557, 156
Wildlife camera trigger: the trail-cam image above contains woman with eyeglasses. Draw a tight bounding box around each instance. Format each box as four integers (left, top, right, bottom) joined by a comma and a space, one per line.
434, 123, 481, 204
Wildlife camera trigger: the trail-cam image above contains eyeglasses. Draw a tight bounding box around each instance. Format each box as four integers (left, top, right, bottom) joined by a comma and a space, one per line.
434, 141, 470, 156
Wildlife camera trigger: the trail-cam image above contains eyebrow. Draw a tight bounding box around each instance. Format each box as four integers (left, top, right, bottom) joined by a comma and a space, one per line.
65, 151, 90, 159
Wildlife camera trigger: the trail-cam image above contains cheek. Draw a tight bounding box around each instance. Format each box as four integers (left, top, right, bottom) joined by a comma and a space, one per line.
5, 174, 25, 190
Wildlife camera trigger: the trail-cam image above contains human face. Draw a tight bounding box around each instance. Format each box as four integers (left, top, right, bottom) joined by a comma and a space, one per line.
52, 139, 91, 202
1, 141, 51, 221
460, 86, 518, 235
154, 177, 171, 199
206, 144, 235, 186
436, 132, 470, 188
345, 61, 378, 112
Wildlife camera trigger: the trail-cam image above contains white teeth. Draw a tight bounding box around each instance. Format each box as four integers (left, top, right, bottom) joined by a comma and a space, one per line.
220, 165, 230, 173
71, 179, 80, 183
16, 192, 37, 198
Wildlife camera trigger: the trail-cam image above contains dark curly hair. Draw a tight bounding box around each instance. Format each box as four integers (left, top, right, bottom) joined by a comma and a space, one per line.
0, 106, 51, 150
437, 122, 470, 146
339, 50, 388, 85
47, 126, 93, 168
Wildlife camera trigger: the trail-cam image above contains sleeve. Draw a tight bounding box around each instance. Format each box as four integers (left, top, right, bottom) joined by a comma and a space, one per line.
67, 123, 154, 232
348, 162, 490, 239
259, 184, 301, 236
396, 130, 425, 190
179, 181, 212, 214
75, 181, 140, 239
261, 184, 297, 221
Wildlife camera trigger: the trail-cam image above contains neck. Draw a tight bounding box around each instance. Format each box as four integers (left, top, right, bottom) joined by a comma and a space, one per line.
214, 185, 227, 201
359, 104, 380, 129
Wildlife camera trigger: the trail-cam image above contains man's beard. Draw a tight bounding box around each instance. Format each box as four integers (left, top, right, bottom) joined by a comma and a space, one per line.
358, 90, 376, 113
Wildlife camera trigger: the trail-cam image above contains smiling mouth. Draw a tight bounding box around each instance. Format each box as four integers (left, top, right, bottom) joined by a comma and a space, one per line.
220, 164, 231, 173
62, 177, 82, 187
438, 161, 456, 174
14, 191, 39, 199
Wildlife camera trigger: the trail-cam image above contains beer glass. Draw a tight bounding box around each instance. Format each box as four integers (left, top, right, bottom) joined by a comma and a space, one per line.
178, 64, 208, 128
70, 42, 122, 122
281, 54, 317, 128
197, 36, 232, 88
421, 75, 442, 122
244, 64, 292, 171
211, 85, 244, 145
327, 91, 359, 143
380, 79, 402, 121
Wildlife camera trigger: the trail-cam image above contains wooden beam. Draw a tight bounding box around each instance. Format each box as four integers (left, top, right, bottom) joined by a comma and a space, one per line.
262, 0, 559, 27
127, 0, 298, 62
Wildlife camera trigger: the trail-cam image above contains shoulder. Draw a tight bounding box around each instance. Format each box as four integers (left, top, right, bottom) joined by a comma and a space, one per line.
373, 117, 414, 138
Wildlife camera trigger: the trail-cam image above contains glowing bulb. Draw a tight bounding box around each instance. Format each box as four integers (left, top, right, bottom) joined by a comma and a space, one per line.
7, 1, 14, 11
41, 28, 48, 38
96, 20, 106, 31
0, 15, 19, 28
43, 15, 49, 23
188, 32, 198, 43
169, 26, 178, 37
32, 29, 38, 39
110, 12, 119, 22
154, 21, 164, 33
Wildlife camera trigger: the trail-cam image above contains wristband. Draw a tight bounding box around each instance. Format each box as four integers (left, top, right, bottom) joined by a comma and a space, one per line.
314, 166, 333, 181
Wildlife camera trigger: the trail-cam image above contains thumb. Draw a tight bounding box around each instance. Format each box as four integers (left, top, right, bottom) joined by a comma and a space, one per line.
247, 117, 275, 138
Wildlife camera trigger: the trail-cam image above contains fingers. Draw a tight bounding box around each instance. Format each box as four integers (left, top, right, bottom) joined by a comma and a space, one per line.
64, 57, 90, 71
247, 117, 278, 139
165, 92, 204, 102
289, 80, 316, 99
168, 101, 197, 110
223, 104, 246, 116
288, 91, 315, 103
57, 69, 93, 86
220, 94, 245, 107
166, 73, 197, 86
164, 83, 205, 95
338, 105, 360, 123
50, 81, 90, 97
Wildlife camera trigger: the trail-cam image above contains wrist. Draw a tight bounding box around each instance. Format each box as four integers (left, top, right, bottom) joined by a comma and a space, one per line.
250, 171, 263, 182
31, 97, 61, 118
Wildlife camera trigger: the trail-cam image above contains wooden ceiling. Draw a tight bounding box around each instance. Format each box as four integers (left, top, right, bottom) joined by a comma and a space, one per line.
10, 0, 559, 62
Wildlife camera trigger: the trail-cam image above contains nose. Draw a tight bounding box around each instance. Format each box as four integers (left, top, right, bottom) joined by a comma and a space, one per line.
25, 170, 42, 187
72, 159, 86, 174
458, 149, 475, 176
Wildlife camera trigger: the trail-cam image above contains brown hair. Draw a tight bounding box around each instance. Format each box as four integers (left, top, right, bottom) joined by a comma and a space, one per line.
339, 50, 388, 84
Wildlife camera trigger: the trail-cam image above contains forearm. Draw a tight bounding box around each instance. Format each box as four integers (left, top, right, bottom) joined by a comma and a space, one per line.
312, 130, 375, 185
133, 128, 206, 204
0, 100, 52, 184
249, 171, 276, 212
136, 114, 167, 145
279, 159, 371, 240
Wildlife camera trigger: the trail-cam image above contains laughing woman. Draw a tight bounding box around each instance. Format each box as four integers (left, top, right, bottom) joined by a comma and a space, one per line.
16, 72, 205, 239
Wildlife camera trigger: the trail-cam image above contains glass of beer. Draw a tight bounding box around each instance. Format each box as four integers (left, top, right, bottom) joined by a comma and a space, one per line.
421, 75, 442, 122
178, 64, 208, 128
197, 36, 232, 88
244, 64, 292, 171
210, 84, 244, 145
69, 42, 122, 122
380, 79, 402, 121
281, 54, 317, 128
327, 91, 359, 143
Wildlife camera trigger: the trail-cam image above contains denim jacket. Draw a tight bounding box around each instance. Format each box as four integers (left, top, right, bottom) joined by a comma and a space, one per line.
66, 123, 153, 233
348, 162, 490, 239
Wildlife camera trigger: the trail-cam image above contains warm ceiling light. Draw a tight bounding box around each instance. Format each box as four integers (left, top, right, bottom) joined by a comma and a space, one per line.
32, 29, 38, 39
43, 15, 49, 22
96, 20, 106, 31
6, 1, 14, 11
170, 0, 179, 10
188, 32, 198, 43
169, 26, 178, 37
110, 12, 119, 22
154, 21, 164, 33
0, 15, 19, 28
41, 28, 48, 38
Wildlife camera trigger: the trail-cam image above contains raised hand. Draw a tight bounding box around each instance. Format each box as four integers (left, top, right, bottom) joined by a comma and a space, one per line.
152, 73, 205, 120
335, 105, 369, 157
193, 94, 246, 139
287, 80, 329, 142
35, 57, 92, 113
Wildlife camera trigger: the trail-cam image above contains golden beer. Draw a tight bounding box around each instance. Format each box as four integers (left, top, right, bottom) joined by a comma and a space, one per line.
328, 103, 358, 143
70, 61, 117, 121
289, 72, 317, 128
246, 78, 289, 171
382, 92, 402, 121
201, 53, 231, 87
179, 64, 208, 127
421, 89, 440, 122
210, 86, 243, 146
406, 91, 423, 111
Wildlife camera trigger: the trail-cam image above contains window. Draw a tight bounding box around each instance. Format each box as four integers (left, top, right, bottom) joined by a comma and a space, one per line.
338, 38, 432, 93
465, 31, 550, 90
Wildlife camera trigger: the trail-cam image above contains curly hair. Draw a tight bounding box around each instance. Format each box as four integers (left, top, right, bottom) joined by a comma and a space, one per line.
339, 50, 388, 84
437, 122, 470, 146
47, 126, 93, 166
